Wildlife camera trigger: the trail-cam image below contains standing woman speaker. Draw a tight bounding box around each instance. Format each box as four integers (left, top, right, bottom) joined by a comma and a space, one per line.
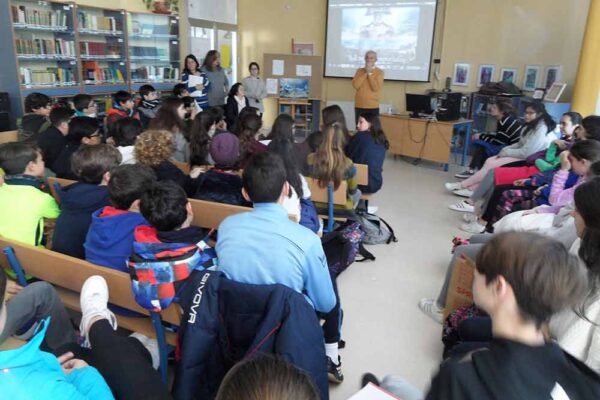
242, 62, 267, 115
201, 50, 230, 110
352, 50, 384, 124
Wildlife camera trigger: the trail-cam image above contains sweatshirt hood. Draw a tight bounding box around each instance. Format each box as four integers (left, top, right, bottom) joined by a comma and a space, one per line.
59, 182, 109, 212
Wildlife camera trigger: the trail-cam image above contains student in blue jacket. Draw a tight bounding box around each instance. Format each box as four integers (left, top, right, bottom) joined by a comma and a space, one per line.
345, 112, 389, 194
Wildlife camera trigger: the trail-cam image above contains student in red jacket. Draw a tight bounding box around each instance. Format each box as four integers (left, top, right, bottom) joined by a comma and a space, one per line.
106, 91, 139, 132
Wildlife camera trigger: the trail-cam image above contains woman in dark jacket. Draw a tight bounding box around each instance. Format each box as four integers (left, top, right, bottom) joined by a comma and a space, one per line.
225, 83, 249, 130
345, 112, 388, 194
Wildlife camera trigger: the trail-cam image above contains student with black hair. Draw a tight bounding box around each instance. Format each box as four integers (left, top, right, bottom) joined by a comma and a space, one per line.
182, 54, 210, 110
111, 117, 143, 164
37, 107, 73, 170
346, 112, 389, 194
137, 84, 160, 128
72, 94, 97, 118
51, 145, 121, 259
85, 164, 156, 273
106, 90, 139, 130
216, 152, 341, 382
52, 117, 102, 179
173, 83, 190, 98
238, 113, 267, 168
209, 106, 228, 134
189, 110, 217, 166
19, 92, 52, 143
579, 116, 600, 142
266, 113, 311, 171
225, 83, 249, 129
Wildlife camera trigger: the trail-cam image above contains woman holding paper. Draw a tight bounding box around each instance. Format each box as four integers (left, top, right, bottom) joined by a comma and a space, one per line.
242, 62, 267, 114
182, 54, 210, 110
352, 50, 384, 124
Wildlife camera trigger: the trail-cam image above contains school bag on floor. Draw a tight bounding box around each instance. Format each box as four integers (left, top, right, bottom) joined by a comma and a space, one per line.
321, 221, 375, 277
354, 212, 397, 245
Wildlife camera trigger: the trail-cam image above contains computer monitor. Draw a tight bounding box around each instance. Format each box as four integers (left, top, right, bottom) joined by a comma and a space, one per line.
406, 93, 433, 118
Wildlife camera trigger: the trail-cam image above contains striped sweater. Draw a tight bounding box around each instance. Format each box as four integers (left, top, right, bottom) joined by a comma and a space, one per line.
479, 114, 523, 146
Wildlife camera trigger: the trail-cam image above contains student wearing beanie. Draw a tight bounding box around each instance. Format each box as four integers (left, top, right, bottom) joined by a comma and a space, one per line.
192, 132, 251, 207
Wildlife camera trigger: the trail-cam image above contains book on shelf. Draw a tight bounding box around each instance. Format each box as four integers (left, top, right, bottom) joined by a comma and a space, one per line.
15, 38, 75, 57
79, 41, 121, 57
11, 5, 68, 28
20, 67, 76, 86
130, 46, 168, 58
82, 61, 125, 83
132, 66, 179, 82
77, 12, 118, 32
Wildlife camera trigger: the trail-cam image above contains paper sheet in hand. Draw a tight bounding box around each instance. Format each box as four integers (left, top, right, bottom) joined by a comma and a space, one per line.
348, 383, 401, 399
188, 74, 204, 88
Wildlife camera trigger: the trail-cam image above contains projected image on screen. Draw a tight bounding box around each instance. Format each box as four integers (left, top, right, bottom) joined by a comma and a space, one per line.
326, 0, 437, 82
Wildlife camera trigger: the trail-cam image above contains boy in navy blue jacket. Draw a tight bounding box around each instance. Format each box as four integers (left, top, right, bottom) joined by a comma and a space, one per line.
84, 164, 156, 272
52, 144, 122, 259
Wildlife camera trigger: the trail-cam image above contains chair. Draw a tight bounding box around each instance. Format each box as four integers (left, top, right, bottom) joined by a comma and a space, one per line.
306, 178, 347, 232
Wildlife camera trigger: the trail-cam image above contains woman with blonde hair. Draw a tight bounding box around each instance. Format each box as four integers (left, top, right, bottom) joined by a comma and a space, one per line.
306, 123, 360, 210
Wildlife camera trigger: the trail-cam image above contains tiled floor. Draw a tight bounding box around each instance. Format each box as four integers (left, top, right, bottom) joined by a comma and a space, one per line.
329, 155, 466, 399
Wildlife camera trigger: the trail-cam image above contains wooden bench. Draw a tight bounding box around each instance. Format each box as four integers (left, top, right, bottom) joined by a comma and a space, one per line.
355, 163, 373, 203
171, 160, 191, 175
0, 130, 18, 144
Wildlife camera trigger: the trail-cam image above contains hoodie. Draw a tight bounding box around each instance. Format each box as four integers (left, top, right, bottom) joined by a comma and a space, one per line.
84, 206, 149, 272
52, 182, 110, 259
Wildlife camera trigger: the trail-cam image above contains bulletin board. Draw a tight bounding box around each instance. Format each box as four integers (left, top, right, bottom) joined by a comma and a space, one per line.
263, 53, 323, 99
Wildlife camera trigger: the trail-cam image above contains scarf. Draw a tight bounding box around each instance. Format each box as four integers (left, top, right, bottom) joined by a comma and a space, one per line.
3, 174, 45, 190
141, 98, 160, 110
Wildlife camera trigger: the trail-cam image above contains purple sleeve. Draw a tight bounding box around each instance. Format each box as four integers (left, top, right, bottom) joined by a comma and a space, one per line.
548, 170, 579, 207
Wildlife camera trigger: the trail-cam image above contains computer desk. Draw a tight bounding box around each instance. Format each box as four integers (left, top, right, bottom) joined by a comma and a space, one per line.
379, 113, 473, 171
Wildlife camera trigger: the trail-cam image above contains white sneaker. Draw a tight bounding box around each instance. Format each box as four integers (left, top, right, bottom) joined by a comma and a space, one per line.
448, 201, 474, 213
460, 220, 486, 234
463, 212, 475, 223
453, 188, 474, 198
79, 276, 117, 346
367, 205, 379, 214
130, 332, 160, 370
418, 298, 444, 324
445, 182, 461, 192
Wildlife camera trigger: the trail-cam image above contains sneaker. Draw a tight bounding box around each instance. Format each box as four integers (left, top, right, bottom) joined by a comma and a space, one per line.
130, 333, 160, 370
463, 212, 475, 223
367, 205, 379, 214
418, 298, 444, 324
445, 182, 461, 192
448, 200, 474, 213
454, 169, 475, 179
453, 188, 474, 198
361, 372, 380, 388
79, 276, 117, 347
338, 339, 346, 349
460, 220, 486, 234
327, 355, 344, 383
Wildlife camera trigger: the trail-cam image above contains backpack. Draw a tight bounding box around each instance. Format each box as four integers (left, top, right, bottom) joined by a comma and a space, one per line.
299, 198, 320, 234
354, 212, 397, 245
321, 221, 375, 277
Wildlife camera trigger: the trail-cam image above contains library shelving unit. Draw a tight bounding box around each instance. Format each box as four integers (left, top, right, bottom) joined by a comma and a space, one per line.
76, 5, 128, 95
126, 11, 180, 92
278, 98, 321, 141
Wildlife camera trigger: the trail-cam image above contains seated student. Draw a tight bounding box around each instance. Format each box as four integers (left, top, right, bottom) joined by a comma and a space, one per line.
149, 97, 190, 162
72, 94, 98, 118
134, 130, 202, 195
18, 92, 52, 143
192, 132, 250, 207
210, 106, 229, 135
52, 117, 102, 179
216, 355, 319, 400
322, 104, 351, 144
173, 82, 190, 98
455, 100, 523, 178
307, 123, 360, 210
0, 273, 171, 399
51, 145, 121, 259
216, 152, 342, 382
268, 137, 311, 222
181, 96, 199, 125
416, 232, 600, 400
0, 143, 60, 250
137, 84, 160, 129
37, 106, 73, 171
266, 113, 311, 173
345, 112, 389, 194
238, 113, 267, 168
225, 83, 249, 130
189, 110, 217, 166
105, 91, 139, 132
111, 117, 143, 165
85, 164, 155, 272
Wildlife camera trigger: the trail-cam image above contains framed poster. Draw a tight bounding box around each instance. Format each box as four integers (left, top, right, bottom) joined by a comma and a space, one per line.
500, 68, 518, 84
477, 64, 495, 87
544, 82, 567, 102
544, 65, 561, 89
523, 65, 541, 91
452, 63, 470, 86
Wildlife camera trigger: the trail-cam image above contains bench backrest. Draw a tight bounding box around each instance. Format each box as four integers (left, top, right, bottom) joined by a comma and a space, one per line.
355, 163, 368, 186
0, 236, 181, 325
172, 160, 190, 175
46, 176, 77, 203
0, 130, 18, 145
306, 178, 347, 205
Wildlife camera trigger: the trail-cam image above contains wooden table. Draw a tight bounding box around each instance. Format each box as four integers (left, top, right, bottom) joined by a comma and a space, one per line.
380, 114, 473, 170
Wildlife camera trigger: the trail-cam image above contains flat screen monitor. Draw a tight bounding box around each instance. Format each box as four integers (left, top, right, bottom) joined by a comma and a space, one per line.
406, 93, 433, 117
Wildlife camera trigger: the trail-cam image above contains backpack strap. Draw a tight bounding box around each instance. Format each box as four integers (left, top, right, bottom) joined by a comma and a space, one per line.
355, 243, 376, 262
376, 215, 398, 244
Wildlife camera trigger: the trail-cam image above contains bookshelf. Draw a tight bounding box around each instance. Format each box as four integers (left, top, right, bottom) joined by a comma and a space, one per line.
126, 11, 180, 92
278, 99, 321, 141
0, 1, 182, 128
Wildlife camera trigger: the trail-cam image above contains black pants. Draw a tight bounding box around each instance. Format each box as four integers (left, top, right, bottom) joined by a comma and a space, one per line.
320, 269, 342, 344
56, 320, 172, 400
469, 146, 488, 170
355, 107, 379, 124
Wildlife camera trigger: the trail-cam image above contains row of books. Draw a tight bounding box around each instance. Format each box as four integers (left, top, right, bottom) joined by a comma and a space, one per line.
130, 46, 168, 58
20, 67, 76, 86
77, 12, 120, 33
83, 66, 125, 84
15, 38, 75, 57
12, 5, 68, 28
132, 66, 179, 81
79, 41, 121, 57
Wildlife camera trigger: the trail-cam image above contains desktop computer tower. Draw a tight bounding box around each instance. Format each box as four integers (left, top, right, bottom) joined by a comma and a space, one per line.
432, 92, 462, 121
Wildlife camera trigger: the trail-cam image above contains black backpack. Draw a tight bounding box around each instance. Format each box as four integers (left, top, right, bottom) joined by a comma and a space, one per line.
321, 221, 375, 277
